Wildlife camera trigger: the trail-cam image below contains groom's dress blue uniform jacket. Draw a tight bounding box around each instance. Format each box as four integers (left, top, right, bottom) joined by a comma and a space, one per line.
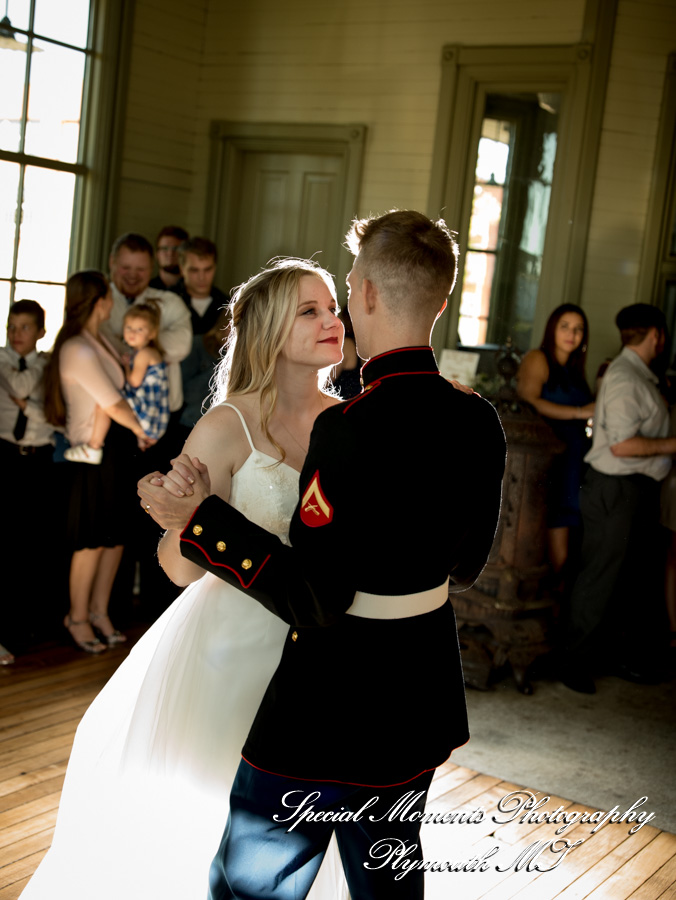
180, 346, 506, 787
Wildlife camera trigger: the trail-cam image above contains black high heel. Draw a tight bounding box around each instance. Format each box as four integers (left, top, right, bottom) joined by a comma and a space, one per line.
90, 612, 127, 646
64, 615, 107, 654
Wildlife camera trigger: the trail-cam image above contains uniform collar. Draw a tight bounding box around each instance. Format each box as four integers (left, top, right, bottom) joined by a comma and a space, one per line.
361, 346, 438, 388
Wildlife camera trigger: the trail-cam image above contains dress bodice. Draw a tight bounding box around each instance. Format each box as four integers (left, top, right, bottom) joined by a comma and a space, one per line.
221, 403, 300, 545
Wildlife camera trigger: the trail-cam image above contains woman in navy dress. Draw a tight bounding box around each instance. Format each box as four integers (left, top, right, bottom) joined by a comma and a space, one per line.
518, 304, 595, 576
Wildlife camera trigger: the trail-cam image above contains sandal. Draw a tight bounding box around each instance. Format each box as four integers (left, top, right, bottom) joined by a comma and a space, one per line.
64, 615, 107, 654
90, 612, 127, 646
0, 643, 15, 665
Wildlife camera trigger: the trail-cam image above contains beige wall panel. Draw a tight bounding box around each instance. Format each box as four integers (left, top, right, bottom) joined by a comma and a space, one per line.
187, 0, 586, 231
592, 176, 652, 209
115, 180, 192, 241
113, 0, 207, 243
578, 0, 676, 377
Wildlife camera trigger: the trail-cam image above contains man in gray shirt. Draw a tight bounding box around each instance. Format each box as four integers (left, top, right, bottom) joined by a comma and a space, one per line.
562, 304, 675, 693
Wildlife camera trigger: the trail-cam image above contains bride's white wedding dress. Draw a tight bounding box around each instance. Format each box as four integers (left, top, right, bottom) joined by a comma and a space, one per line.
21, 404, 348, 899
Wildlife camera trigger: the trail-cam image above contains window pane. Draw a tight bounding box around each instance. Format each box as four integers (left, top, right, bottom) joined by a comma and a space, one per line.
458, 252, 496, 346
3, 0, 30, 31
16, 166, 75, 282
34, 0, 90, 48
0, 162, 20, 278
476, 129, 511, 185
459, 93, 560, 348
0, 281, 10, 334
24, 39, 85, 163
467, 183, 504, 252
14, 281, 64, 350
0, 44, 28, 153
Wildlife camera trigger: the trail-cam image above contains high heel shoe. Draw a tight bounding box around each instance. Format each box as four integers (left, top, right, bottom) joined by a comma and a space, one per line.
64, 615, 107, 654
89, 612, 127, 646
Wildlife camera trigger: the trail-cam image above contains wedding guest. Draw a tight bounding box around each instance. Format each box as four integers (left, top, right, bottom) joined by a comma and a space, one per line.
0, 300, 55, 647
150, 225, 189, 292
517, 304, 594, 577
44, 271, 151, 653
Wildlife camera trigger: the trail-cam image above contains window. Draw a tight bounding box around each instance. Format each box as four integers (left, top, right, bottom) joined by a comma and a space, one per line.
428, 44, 603, 356
0, 0, 92, 347
458, 94, 560, 349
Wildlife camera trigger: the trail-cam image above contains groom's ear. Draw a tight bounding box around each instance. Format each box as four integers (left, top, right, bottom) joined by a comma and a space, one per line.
363, 278, 379, 314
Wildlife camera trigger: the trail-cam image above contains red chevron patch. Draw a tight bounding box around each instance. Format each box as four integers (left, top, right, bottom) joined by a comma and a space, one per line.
300, 471, 334, 527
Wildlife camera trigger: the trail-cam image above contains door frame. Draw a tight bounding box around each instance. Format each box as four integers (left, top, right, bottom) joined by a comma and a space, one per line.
205, 122, 366, 299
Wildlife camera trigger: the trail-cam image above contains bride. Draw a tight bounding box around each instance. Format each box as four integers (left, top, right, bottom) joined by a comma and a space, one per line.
20, 258, 348, 899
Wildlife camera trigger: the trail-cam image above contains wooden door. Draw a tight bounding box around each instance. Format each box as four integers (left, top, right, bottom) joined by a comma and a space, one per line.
206, 123, 366, 299
231, 150, 345, 289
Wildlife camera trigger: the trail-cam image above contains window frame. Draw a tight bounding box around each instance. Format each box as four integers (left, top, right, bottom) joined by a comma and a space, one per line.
427, 41, 607, 355
637, 52, 676, 310
0, 0, 134, 313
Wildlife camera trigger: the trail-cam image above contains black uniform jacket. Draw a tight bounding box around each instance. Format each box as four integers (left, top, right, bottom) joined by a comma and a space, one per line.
180, 346, 506, 786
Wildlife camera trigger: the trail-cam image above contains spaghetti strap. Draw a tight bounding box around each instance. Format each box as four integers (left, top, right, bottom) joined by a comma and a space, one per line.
220, 402, 256, 453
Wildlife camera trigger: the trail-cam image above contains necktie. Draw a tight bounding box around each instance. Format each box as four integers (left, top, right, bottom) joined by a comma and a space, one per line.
13, 357, 28, 442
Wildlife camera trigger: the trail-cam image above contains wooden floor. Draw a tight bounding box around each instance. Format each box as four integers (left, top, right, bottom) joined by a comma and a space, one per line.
0, 637, 675, 899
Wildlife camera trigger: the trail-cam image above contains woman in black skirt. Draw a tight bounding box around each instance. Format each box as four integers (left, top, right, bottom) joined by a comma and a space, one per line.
44, 271, 152, 653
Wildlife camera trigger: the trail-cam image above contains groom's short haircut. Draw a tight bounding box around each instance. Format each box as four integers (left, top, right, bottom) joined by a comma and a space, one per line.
345, 210, 458, 317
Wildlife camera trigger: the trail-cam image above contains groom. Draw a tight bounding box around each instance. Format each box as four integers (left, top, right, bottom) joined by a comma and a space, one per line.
139, 210, 506, 899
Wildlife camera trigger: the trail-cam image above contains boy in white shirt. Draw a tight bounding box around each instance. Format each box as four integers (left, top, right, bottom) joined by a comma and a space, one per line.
0, 300, 55, 661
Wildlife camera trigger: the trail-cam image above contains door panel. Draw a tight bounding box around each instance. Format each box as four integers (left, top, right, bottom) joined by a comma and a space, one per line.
206, 123, 366, 300
231, 151, 344, 289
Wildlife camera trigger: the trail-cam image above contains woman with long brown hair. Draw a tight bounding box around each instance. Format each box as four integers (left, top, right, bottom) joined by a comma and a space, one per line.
517, 303, 595, 576
44, 270, 151, 652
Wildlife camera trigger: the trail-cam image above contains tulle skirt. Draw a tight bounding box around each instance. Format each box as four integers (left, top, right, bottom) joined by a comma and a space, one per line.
20, 572, 347, 899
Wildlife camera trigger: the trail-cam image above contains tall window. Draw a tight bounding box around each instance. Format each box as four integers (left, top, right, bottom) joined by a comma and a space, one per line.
458, 93, 560, 350
428, 45, 600, 358
0, 0, 92, 347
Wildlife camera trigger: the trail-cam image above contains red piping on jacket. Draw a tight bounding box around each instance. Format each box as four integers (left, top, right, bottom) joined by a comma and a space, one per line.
179, 538, 270, 589
240, 754, 447, 788
342, 370, 441, 412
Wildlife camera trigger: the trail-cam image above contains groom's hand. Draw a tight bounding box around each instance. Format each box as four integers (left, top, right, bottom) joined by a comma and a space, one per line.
137, 455, 211, 530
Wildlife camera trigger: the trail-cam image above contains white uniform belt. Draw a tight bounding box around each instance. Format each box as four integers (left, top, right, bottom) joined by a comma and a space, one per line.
345, 579, 449, 619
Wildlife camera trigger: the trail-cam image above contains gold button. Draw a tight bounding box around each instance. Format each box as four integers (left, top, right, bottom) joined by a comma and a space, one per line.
291, 631, 298, 642
192, 524, 203, 536
216, 541, 226, 552
241, 558, 252, 570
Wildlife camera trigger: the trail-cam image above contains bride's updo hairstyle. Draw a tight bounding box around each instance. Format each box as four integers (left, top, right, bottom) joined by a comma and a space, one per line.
211, 257, 337, 458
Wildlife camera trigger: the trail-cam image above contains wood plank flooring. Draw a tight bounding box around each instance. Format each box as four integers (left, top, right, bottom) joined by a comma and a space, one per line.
0, 637, 674, 899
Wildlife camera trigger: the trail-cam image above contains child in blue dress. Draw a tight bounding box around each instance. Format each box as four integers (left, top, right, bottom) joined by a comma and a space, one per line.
65, 301, 169, 463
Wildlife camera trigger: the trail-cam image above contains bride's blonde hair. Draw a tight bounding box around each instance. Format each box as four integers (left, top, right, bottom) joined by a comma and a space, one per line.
210, 257, 337, 459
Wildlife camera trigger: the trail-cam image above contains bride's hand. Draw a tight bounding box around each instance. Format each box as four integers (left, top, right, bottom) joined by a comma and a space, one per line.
137, 457, 212, 530
447, 379, 478, 395
167, 454, 212, 497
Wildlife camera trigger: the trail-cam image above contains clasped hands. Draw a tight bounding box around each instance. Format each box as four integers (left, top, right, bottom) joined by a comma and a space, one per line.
137, 454, 212, 531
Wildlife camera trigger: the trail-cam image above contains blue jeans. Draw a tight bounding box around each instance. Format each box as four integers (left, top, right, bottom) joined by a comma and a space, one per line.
208, 761, 435, 899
